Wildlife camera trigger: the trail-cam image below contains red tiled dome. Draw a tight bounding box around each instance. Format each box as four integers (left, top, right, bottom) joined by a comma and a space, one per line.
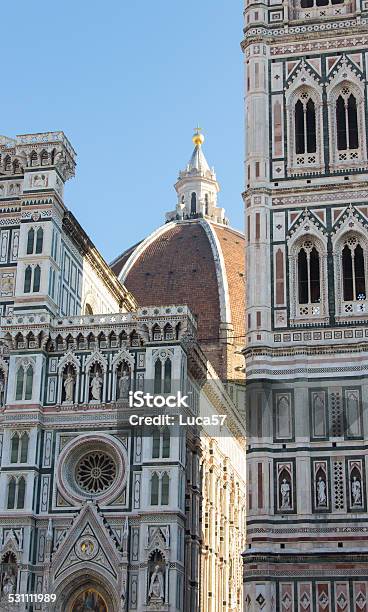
111, 219, 245, 378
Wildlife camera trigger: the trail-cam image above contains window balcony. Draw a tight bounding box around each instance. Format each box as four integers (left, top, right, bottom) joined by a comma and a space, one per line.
298, 303, 321, 317
342, 300, 368, 316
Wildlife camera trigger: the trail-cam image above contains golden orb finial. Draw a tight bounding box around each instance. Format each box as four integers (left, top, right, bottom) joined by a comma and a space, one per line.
192, 125, 204, 147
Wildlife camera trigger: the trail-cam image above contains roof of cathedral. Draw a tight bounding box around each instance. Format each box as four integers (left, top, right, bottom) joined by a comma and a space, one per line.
110, 132, 245, 377
111, 219, 245, 356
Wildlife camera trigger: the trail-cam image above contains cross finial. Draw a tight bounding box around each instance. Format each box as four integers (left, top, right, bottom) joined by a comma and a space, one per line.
194, 125, 202, 134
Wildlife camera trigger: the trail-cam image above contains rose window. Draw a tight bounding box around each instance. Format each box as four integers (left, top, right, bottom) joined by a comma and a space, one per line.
75, 452, 117, 494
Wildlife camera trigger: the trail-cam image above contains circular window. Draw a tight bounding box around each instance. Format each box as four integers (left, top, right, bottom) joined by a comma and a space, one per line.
76, 452, 116, 494
56, 434, 127, 505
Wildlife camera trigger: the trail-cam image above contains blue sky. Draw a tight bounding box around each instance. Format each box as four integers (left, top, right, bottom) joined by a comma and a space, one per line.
2, 1, 244, 262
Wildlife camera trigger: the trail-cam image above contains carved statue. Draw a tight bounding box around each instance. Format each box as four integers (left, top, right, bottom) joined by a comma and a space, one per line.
352, 476, 362, 506
0, 378, 5, 407
317, 477, 327, 506
118, 368, 130, 399
64, 370, 75, 403
280, 479, 291, 510
90, 370, 103, 402
2, 571, 16, 595
148, 564, 164, 601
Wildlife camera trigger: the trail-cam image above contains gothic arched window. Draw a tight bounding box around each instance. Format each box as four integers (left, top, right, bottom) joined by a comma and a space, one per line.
342, 236, 366, 301
7, 477, 26, 510
152, 428, 170, 459
151, 473, 159, 505
24, 267, 32, 293
33, 265, 41, 292
164, 358, 171, 394
30, 151, 38, 167
15, 365, 33, 401
35, 228, 43, 254
27, 228, 35, 255
11, 433, 29, 463
7, 478, 16, 509
297, 243, 320, 305
40, 150, 49, 166
17, 477, 26, 509
161, 473, 170, 505
154, 360, 162, 394
336, 90, 359, 151
294, 95, 316, 155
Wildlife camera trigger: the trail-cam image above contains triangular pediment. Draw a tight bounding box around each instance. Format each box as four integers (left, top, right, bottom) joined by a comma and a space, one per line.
50, 502, 122, 583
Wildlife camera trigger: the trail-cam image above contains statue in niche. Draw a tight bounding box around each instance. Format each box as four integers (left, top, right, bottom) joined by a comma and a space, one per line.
90, 369, 103, 402
280, 478, 291, 510
0, 376, 5, 407
2, 570, 16, 595
148, 564, 164, 601
351, 475, 362, 506
118, 365, 130, 400
316, 476, 327, 507
63, 368, 75, 403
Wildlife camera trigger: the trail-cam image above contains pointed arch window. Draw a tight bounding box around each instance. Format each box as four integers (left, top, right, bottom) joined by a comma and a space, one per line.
7, 477, 25, 510
342, 236, 366, 301
298, 242, 321, 305
151, 473, 159, 505
35, 228, 43, 254
33, 265, 41, 292
150, 472, 170, 506
336, 89, 359, 151
152, 427, 170, 459
24, 267, 32, 293
154, 360, 162, 394
164, 358, 172, 394
11, 433, 29, 463
7, 479, 16, 509
17, 478, 26, 509
295, 95, 316, 155
27, 229, 35, 255
15, 365, 34, 401
30, 151, 38, 167
161, 473, 170, 505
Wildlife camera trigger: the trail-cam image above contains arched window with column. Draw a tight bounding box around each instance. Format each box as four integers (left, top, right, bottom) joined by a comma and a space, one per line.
26, 229, 34, 255
35, 228, 43, 254
288, 86, 322, 174
295, 96, 316, 155
290, 234, 327, 322
11, 432, 29, 463
7, 477, 26, 510
342, 235, 366, 302
336, 90, 359, 151
15, 364, 34, 401
298, 243, 320, 305
330, 82, 365, 167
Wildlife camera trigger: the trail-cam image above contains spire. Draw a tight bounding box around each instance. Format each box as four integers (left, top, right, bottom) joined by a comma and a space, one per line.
187, 128, 211, 174
165, 129, 228, 226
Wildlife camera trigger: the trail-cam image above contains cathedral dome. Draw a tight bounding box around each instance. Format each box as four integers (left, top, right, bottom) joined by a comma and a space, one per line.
111, 218, 245, 379
111, 133, 245, 379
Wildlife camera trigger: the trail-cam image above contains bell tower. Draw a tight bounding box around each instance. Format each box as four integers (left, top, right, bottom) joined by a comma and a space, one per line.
242, 0, 368, 609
